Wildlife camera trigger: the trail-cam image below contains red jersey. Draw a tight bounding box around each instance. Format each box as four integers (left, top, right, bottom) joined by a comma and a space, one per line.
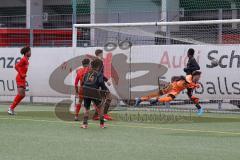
75, 67, 90, 87
15, 56, 29, 83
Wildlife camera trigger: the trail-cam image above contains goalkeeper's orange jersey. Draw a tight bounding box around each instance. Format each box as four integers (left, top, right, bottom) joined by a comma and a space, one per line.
163, 75, 199, 95
141, 75, 200, 101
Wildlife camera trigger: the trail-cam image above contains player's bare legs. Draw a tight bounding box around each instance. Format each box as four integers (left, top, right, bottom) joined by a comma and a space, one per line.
81, 107, 89, 129
187, 88, 204, 115
103, 92, 112, 120
98, 101, 106, 128
92, 105, 101, 120
74, 98, 83, 121
8, 87, 25, 115
92, 91, 112, 121
135, 85, 172, 106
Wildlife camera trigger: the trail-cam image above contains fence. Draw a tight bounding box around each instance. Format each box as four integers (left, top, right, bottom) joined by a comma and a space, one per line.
0, 8, 240, 47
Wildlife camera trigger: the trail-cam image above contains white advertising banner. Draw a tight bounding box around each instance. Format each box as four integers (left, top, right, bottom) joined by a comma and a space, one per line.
0, 45, 239, 100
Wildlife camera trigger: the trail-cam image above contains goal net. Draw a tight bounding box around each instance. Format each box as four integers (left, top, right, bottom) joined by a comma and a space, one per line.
72, 19, 240, 112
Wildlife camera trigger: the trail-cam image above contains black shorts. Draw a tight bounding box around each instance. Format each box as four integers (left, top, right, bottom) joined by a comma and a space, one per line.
84, 98, 101, 110
83, 86, 107, 110
83, 86, 107, 100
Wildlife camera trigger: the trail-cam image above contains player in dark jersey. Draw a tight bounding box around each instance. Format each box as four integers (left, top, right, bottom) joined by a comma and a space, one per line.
183, 48, 201, 111
8, 46, 31, 115
184, 48, 200, 75
92, 49, 112, 121
81, 59, 108, 129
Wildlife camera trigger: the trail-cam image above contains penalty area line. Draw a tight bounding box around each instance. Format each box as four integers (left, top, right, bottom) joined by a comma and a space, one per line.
0, 116, 240, 136
110, 123, 240, 136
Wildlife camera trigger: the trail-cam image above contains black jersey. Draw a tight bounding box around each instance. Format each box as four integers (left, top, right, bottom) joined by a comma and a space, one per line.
184, 57, 200, 75
83, 70, 108, 90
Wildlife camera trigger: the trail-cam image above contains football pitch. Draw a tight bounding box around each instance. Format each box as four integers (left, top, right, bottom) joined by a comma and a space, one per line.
0, 104, 240, 160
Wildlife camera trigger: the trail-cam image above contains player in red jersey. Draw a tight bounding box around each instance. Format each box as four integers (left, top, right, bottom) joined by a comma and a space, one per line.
74, 58, 90, 121
8, 46, 31, 115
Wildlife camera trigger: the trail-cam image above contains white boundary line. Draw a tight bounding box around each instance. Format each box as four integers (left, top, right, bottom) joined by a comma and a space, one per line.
0, 116, 240, 136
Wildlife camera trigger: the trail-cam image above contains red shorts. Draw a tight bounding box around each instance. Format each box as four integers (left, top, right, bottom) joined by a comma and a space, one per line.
16, 76, 26, 88
78, 87, 84, 100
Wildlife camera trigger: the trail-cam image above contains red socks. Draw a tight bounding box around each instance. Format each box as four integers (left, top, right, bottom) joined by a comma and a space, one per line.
10, 94, 24, 110
75, 104, 81, 116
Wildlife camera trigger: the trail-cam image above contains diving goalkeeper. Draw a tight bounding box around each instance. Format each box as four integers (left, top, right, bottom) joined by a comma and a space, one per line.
135, 71, 204, 115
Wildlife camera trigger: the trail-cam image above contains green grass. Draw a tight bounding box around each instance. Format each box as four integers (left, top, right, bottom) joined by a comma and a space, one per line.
0, 104, 240, 160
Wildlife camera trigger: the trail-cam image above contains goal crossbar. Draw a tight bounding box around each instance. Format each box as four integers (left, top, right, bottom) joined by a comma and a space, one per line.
72, 19, 240, 47
74, 19, 240, 28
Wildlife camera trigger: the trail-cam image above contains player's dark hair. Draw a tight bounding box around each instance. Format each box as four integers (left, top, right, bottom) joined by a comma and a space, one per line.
192, 71, 201, 76
20, 46, 31, 55
95, 49, 103, 56
187, 48, 195, 56
82, 58, 90, 66
91, 59, 103, 70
